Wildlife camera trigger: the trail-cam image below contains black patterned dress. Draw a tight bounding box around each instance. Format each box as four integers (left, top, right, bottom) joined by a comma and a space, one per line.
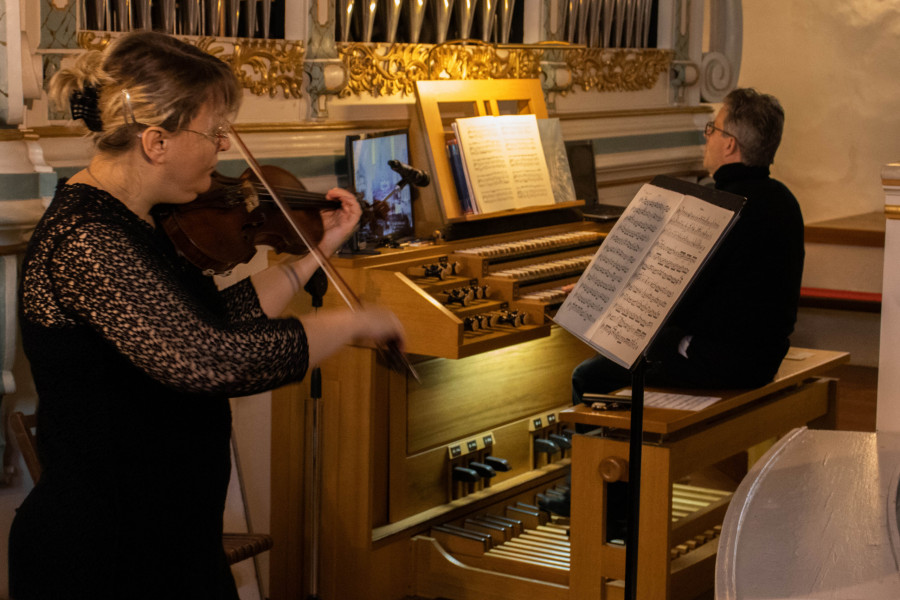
10, 182, 309, 599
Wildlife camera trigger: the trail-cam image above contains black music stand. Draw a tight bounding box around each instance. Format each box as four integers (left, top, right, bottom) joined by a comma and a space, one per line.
615, 176, 745, 600
624, 356, 646, 600
304, 269, 327, 600
555, 175, 746, 600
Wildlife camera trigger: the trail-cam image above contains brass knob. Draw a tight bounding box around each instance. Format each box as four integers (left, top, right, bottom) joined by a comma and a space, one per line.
599, 456, 628, 482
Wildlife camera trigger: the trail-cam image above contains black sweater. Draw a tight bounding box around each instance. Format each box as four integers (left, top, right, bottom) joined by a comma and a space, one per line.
653, 163, 805, 388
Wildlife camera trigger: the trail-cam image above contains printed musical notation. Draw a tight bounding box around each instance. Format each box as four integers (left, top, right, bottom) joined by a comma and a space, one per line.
611, 389, 722, 412
452, 114, 556, 213
554, 181, 738, 368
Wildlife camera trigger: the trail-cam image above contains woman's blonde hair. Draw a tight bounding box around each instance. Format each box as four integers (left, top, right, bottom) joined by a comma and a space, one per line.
49, 31, 241, 153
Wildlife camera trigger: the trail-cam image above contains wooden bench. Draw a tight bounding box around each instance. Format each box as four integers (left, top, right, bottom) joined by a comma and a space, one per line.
560, 347, 849, 600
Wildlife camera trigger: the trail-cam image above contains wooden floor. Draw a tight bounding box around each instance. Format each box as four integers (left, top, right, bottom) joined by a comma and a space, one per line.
830, 364, 878, 433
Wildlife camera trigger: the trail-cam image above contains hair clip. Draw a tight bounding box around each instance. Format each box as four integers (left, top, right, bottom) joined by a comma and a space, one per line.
69, 85, 103, 132
121, 89, 140, 128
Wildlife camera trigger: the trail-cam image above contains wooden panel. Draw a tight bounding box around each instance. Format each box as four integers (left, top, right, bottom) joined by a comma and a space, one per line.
636, 443, 675, 600
387, 326, 595, 521
406, 327, 596, 452
804, 211, 885, 247
667, 379, 833, 479
343, 266, 465, 357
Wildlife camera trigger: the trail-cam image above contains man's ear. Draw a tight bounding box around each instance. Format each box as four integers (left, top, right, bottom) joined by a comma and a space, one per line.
139, 127, 169, 164
724, 136, 741, 162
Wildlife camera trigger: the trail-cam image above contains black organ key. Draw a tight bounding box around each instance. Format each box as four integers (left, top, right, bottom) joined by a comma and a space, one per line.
484, 456, 511, 472
452, 466, 480, 482
468, 461, 497, 479
533, 438, 559, 455
548, 433, 572, 450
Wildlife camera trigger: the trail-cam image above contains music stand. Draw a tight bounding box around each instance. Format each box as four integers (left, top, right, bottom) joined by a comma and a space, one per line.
554, 175, 746, 599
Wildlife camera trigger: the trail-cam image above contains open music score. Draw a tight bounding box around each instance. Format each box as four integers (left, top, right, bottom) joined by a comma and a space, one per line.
451, 114, 556, 213
554, 176, 745, 369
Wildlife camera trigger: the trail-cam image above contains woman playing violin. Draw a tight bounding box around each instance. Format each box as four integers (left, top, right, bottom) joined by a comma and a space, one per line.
10, 30, 405, 599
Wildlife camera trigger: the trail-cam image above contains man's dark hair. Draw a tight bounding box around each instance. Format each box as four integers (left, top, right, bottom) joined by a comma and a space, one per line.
723, 88, 784, 167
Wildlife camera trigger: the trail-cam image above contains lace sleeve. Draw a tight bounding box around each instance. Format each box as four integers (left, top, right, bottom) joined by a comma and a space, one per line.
51, 222, 309, 396
220, 278, 269, 323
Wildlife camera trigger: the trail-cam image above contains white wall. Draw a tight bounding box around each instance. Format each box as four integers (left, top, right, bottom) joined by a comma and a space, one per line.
736, 1, 900, 367
737, 1, 900, 224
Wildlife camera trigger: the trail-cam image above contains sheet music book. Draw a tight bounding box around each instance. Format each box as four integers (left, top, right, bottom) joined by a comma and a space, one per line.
554, 176, 745, 369
452, 114, 556, 213
445, 138, 475, 214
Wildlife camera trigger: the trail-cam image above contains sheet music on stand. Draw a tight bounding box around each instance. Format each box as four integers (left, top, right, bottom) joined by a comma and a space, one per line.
554, 175, 745, 368
554, 175, 745, 600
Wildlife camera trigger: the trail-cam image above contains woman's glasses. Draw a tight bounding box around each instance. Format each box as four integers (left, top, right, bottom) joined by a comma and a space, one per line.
122, 89, 229, 147
180, 125, 231, 146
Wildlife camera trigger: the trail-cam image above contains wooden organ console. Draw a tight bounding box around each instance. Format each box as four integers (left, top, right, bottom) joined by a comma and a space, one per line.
267, 78, 850, 600
272, 213, 851, 599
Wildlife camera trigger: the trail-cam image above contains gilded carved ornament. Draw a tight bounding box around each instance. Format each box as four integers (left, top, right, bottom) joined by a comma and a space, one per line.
77, 32, 307, 99
77, 32, 671, 100
337, 41, 672, 98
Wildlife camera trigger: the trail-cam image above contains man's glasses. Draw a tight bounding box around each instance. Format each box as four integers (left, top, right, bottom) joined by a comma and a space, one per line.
705, 120, 740, 145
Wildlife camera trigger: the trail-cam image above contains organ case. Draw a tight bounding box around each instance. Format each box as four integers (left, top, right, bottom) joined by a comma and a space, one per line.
269, 80, 732, 600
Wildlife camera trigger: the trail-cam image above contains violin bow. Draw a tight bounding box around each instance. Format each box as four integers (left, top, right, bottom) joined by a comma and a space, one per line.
228, 125, 420, 381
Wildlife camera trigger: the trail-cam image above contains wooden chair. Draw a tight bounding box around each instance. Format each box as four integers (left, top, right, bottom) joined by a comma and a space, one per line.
9, 411, 273, 565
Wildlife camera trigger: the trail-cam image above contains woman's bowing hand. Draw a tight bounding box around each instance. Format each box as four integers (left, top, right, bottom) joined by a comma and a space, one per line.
301, 304, 407, 368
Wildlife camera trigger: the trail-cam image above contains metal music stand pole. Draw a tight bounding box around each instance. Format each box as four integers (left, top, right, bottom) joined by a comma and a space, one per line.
623, 355, 646, 600
304, 268, 327, 600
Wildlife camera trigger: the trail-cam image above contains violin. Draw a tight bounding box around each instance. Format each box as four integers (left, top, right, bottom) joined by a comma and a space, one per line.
157, 165, 342, 275
162, 127, 419, 380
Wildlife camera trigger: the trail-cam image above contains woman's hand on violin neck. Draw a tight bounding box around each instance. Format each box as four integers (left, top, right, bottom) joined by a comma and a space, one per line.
318, 187, 363, 256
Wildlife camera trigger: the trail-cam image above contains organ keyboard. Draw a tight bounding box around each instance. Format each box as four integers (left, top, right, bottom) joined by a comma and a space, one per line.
333, 222, 609, 359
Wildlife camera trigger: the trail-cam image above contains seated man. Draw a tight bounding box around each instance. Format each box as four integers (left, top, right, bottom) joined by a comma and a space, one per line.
541, 88, 805, 525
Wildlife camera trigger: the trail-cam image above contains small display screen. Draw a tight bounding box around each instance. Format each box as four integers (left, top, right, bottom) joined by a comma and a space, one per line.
345, 129, 414, 244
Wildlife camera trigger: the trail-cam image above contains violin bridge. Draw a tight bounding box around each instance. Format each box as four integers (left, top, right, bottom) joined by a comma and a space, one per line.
240, 180, 260, 212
